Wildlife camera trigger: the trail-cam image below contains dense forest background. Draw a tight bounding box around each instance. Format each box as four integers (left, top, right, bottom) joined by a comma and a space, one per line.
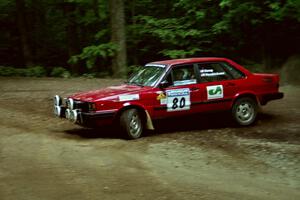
1, 0, 300, 77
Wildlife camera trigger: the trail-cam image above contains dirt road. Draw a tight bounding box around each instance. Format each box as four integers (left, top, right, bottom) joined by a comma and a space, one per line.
0, 77, 299, 200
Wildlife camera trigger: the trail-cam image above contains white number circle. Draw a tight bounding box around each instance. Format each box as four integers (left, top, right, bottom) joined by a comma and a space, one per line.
166, 88, 190, 112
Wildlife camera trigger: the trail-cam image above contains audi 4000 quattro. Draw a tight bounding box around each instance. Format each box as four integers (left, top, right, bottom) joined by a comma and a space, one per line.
53, 57, 283, 139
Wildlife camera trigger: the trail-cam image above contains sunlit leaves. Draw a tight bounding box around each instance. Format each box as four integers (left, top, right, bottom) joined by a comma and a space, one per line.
134, 15, 207, 58
69, 43, 118, 69
160, 48, 201, 59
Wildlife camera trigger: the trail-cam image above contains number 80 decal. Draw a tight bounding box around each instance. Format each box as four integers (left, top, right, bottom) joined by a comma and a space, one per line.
166, 88, 190, 112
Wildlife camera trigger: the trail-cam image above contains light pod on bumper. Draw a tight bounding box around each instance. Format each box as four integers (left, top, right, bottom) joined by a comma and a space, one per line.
69, 110, 78, 124
65, 109, 71, 120
54, 105, 61, 117
54, 95, 62, 106
67, 98, 74, 110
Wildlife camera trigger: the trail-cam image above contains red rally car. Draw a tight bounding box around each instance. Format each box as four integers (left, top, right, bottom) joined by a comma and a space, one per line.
53, 57, 284, 139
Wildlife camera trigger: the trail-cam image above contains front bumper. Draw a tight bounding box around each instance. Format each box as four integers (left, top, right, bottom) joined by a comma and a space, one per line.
260, 92, 284, 105
79, 110, 116, 127
53, 95, 116, 127
55, 107, 117, 127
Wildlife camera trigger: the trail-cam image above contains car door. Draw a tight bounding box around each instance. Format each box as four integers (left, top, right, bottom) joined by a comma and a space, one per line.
195, 62, 244, 112
153, 64, 202, 118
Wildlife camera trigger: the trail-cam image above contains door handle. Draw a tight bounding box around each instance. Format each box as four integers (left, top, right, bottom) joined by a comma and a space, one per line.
191, 87, 199, 91
226, 82, 236, 86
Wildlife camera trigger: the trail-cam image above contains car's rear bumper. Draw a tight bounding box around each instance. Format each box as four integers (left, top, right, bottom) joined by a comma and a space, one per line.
260, 92, 284, 105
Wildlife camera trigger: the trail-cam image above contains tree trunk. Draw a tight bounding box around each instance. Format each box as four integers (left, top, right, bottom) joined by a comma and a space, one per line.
93, 0, 99, 18
130, 0, 138, 65
15, 0, 33, 66
63, 2, 81, 74
109, 0, 127, 78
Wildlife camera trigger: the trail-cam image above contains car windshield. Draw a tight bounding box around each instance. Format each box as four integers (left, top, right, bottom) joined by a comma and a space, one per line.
126, 65, 165, 87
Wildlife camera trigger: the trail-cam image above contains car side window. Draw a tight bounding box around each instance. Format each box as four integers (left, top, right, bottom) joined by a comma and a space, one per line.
221, 62, 245, 79
198, 63, 232, 82
171, 65, 197, 86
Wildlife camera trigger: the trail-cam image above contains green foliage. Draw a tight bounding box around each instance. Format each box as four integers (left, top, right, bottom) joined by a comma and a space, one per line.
127, 65, 142, 76
23, 66, 47, 77
160, 48, 201, 59
136, 16, 204, 44
268, 0, 300, 21
0, 66, 17, 76
69, 42, 118, 69
50, 67, 71, 78
213, 1, 263, 34
82, 73, 97, 78
95, 30, 109, 40
212, 21, 229, 34
1, 0, 300, 74
131, 13, 210, 60
0, 66, 47, 77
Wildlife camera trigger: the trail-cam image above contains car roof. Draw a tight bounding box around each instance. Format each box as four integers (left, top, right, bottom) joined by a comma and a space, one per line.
148, 57, 230, 66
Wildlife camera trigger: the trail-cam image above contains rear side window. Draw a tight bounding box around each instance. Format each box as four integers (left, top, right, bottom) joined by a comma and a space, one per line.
221, 62, 245, 79
198, 63, 232, 82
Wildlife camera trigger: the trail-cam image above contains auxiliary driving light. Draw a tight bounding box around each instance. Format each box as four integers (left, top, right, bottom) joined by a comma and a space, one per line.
67, 98, 74, 110
54, 105, 61, 117
68, 109, 78, 124
54, 95, 62, 106
65, 109, 71, 119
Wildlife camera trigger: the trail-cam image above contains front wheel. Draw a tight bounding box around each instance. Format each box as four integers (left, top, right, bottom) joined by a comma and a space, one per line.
120, 109, 143, 139
232, 97, 258, 126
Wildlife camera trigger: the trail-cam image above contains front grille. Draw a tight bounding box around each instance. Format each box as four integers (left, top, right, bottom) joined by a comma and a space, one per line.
74, 101, 89, 112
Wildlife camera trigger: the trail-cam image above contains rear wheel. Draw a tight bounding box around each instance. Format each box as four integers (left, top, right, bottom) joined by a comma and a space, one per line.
232, 97, 257, 126
120, 109, 143, 139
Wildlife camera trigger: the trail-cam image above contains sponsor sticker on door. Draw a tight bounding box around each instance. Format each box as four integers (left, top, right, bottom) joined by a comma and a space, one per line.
207, 85, 223, 100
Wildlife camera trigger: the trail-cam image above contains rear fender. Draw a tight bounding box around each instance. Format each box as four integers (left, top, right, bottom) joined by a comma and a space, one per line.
232, 92, 258, 107
253, 73, 280, 90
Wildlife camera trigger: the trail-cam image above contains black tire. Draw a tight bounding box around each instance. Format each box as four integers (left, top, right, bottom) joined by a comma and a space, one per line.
232, 97, 258, 126
120, 108, 143, 139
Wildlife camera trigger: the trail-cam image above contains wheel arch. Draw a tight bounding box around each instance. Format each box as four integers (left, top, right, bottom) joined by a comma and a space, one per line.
114, 104, 154, 130
231, 92, 259, 108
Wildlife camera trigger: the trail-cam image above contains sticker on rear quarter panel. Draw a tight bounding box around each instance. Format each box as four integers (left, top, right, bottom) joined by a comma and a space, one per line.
207, 85, 223, 100
166, 88, 190, 112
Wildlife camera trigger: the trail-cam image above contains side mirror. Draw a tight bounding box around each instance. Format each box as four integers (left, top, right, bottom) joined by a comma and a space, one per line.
159, 80, 170, 89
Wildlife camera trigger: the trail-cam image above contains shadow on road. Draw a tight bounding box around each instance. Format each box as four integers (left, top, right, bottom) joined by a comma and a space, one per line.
61, 111, 284, 140
153, 112, 234, 134
63, 126, 122, 140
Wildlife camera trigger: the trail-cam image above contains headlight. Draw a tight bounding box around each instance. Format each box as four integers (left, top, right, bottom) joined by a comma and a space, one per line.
67, 98, 74, 110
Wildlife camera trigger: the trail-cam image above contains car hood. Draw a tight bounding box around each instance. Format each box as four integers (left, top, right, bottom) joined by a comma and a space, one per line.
69, 84, 151, 102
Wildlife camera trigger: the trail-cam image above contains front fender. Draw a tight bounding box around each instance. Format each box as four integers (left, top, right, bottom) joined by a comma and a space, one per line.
116, 102, 154, 130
